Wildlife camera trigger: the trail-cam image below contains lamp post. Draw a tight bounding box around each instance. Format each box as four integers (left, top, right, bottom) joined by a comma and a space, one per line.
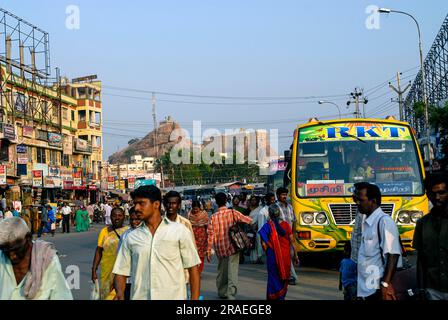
378, 8, 432, 172
318, 101, 342, 119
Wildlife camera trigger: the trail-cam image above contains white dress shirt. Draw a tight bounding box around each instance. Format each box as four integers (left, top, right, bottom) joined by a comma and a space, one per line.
357, 207, 403, 298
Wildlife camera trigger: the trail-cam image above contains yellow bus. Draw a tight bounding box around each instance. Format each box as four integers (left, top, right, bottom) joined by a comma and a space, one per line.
287, 117, 428, 253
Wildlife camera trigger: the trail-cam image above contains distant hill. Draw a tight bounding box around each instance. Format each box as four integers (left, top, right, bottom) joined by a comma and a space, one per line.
108, 117, 187, 164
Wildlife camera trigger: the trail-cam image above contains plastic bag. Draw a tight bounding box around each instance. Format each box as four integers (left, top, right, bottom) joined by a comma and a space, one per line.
90, 280, 100, 300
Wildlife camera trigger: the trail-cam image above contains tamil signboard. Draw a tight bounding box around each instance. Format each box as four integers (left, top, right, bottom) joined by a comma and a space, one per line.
127, 177, 135, 190
3, 124, 16, 141
32, 170, 43, 187
23, 126, 34, 138
16, 145, 27, 153
17, 155, 28, 165
44, 176, 62, 188
48, 133, 62, 147
63, 135, 73, 155
74, 138, 89, 152
107, 176, 115, 190
0, 165, 6, 185
49, 166, 60, 177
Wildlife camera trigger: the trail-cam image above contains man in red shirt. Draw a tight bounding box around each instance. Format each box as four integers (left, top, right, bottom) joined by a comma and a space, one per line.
207, 192, 252, 299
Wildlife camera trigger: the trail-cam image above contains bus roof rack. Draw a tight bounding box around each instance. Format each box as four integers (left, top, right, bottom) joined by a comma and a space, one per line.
385, 115, 396, 120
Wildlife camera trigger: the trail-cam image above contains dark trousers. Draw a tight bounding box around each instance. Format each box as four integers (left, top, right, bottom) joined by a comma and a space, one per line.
62, 215, 70, 233
37, 220, 45, 237
359, 290, 381, 301
125, 283, 132, 300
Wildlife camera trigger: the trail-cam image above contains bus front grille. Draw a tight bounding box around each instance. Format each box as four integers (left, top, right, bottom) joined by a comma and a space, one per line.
328, 204, 394, 225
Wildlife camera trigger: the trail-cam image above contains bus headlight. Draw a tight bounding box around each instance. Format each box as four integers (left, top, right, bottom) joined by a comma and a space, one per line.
411, 211, 423, 223
397, 211, 411, 224
301, 212, 314, 225
315, 212, 328, 225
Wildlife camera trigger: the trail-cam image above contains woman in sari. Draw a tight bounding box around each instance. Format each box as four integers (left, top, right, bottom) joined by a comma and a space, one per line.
75, 206, 89, 232
188, 200, 209, 274
259, 204, 299, 300
91, 207, 128, 299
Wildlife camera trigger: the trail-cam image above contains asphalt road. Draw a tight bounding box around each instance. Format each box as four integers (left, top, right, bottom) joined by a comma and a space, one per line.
43, 223, 345, 300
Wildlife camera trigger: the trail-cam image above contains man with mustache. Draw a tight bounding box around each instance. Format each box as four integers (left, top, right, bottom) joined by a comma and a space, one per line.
413, 173, 448, 300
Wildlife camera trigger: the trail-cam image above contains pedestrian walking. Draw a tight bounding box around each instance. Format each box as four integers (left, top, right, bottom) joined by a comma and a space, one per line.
0, 217, 73, 300
259, 204, 298, 300
275, 187, 298, 285
61, 202, 72, 233
117, 207, 142, 300
163, 191, 197, 299
37, 203, 48, 238
87, 203, 95, 225
75, 206, 89, 232
113, 185, 201, 300
339, 242, 357, 300
248, 196, 263, 264
104, 202, 112, 226
353, 183, 402, 300
413, 173, 448, 300
207, 192, 252, 300
92, 207, 128, 300
188, 200, 209, 274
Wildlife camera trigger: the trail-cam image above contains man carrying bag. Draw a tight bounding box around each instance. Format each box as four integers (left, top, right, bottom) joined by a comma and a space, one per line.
207, 193, 252, 300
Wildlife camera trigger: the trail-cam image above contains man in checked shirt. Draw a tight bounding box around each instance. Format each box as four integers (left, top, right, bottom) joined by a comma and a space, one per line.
207, 192, 252, 300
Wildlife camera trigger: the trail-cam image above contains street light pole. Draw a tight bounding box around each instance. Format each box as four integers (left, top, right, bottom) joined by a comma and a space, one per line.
318, 101, 342, 119
378, 8, 432, 173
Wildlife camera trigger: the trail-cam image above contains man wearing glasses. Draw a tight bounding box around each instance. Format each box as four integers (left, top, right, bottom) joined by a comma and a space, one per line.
413, 174, 448, 300
0, 217, 72, 300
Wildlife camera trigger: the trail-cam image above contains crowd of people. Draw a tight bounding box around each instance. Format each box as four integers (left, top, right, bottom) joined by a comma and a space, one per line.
0, 172, 447, 300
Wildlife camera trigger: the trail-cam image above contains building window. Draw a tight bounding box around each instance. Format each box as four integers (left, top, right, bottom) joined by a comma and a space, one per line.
37, 130, 48, 141
37, 147, 46, 164
78, 87, 86, 98
78, 110, 86, 122
62, 108, 68, 120
28, 147, 34, 162
62, 154, 70, 167
52, 104, 59, 118
50, 150, 60, 165
71, 110, 75, 122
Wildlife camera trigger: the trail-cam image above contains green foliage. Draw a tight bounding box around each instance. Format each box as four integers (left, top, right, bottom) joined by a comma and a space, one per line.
154, 150, 266, 186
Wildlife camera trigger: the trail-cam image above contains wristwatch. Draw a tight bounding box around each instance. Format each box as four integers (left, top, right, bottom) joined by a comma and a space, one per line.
380, 281, 389, 288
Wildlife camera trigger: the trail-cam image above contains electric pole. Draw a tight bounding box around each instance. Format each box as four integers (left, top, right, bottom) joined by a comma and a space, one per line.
389, 72, 411, 121
152, 93, 164, 188
346, 88, 368, 118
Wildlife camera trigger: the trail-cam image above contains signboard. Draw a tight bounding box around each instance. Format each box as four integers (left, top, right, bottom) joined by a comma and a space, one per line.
33, 164, 49, 177
17, 155, 28, 165
134, 179, 157, 189
23, 126, 34, 138
0, 165, 6, 185
63, 180, 85, 190
74, 138, 89, 152
63, 135, 73, 155
32, 170, 43, 187
299, 123, 412, 143
306, 183, 345, 196
127, 177, 135, 190
48, 133, 63, 147
3, 123, 16, 141
375, 182, 413, 195
15, 93, 26, 113
16, 145, 27, 153
44, 176, 63, 188
74, 177, 82, 187
49, 166, 60, 177
73, 167, 82, 179
107, 177, 115, 190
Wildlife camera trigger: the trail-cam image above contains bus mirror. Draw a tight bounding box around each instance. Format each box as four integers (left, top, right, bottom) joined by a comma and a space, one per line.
284, 150, 292, 161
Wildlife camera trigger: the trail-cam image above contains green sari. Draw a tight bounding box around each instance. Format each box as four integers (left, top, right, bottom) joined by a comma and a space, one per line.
75, 210, 89, 232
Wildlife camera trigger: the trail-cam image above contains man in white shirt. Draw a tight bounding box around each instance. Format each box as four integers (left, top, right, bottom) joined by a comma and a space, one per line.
353, 183, 402, 300
104, 203, 112, 225
113, 185, 200, 300
61, 203, 72, 233
0, 218, 73, 300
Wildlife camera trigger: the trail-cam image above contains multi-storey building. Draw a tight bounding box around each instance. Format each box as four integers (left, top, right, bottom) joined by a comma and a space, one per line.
0, 64, 103, 206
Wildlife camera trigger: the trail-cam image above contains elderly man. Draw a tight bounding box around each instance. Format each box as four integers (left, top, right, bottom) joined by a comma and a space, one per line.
0, 217, 73, 300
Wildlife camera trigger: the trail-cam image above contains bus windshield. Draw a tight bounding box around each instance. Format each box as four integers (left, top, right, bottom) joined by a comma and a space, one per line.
296, 123, 424, 197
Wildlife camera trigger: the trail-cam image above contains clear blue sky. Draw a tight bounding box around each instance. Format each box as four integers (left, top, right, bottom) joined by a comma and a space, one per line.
2, 0, 448, 159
